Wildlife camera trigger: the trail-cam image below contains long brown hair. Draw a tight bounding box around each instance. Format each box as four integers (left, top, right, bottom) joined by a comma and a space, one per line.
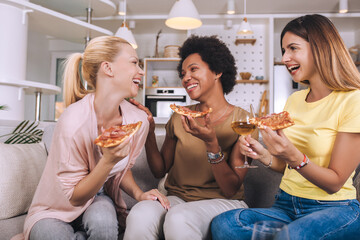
63, 36, 130, 107
281, 14, 360, 90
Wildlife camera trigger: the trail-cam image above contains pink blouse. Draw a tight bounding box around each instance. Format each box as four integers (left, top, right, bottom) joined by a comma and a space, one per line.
14, 94, 149, 240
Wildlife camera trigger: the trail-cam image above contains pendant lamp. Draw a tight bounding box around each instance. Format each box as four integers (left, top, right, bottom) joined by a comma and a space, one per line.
114, 0, 138, 49
237, 0, 253, 35
227, 0, 235, 15
118, 0, 126, 15
165, 0, 202, 30
339, 0, 348, 13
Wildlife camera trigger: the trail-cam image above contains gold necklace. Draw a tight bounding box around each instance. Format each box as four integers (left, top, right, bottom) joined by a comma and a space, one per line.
196, 103, 230, 123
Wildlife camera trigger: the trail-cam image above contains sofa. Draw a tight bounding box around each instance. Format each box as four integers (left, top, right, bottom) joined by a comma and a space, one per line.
0, 122, 359, 240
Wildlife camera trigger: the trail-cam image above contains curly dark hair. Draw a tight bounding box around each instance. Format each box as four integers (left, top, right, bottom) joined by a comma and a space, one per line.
177, 35, 237, 94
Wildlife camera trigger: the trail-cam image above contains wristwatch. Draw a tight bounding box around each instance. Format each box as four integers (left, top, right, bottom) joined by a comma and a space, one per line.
207, 147, 223, 160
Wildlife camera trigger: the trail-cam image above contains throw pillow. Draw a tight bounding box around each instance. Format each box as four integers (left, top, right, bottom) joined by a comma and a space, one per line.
0, 142, 47, 220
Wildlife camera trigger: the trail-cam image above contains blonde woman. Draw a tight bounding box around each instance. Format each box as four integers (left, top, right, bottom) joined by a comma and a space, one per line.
212, 14, 360, 240
16, 36, 169, 240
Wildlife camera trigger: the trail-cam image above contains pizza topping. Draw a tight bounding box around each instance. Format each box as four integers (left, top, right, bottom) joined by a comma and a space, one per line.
170, 104, 212, 118
249, 111, 294, 130
94, 121, 142, 148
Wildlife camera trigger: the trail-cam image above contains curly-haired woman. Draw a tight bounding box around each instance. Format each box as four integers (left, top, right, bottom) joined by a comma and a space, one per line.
125, 35, 257, 239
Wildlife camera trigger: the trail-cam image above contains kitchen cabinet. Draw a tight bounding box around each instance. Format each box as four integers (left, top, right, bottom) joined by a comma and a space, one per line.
0, 0, 114, 121
140, 58, 191, 124
143, 58, 182, 89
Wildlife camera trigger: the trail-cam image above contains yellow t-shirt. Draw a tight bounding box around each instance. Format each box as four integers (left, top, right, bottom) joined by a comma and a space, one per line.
280, 89, 360, 200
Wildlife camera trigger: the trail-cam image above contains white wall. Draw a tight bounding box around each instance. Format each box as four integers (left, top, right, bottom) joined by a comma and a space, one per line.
25, 33, 83, 121
25, 31, 51, 121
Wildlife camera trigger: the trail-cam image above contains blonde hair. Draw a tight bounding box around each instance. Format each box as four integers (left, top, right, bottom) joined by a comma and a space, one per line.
281, 14, 360, 90
63, 36, 130, 107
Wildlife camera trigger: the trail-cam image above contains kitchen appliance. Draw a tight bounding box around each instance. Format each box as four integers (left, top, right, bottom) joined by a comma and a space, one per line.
145, 88, 188, 118
273, 65, 307, 113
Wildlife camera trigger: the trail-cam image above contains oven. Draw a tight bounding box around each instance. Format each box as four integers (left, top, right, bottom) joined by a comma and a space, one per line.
145, 88, 188, 118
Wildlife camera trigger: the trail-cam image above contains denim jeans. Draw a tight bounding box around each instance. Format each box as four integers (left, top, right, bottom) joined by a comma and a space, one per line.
30, 193, 118, 240
211, 190, 360, 240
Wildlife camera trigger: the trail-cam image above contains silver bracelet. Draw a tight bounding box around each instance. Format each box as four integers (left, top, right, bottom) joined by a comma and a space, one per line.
261, 155, 272, 168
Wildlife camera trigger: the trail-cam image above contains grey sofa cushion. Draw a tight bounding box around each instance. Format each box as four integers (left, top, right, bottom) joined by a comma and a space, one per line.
244, 161, 283, 208
121, 135, 165, 210
42, 124, 56, 153
0, 214, 26, 240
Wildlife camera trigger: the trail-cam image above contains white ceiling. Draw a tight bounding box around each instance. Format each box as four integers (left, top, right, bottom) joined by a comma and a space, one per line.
30, 0, 360, 34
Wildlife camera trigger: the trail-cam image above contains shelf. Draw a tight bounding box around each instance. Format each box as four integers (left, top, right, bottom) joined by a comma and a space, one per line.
0, 78, 61, 95
30, 0, 116, 18
236, 80, 269, 84
153, 117, 170, 125
2, 0, 113, 44
235, 39, 257, 46
356, 61, 360, 66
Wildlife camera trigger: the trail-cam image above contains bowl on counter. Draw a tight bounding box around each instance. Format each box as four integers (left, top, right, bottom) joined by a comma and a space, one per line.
240, 72, 251, 80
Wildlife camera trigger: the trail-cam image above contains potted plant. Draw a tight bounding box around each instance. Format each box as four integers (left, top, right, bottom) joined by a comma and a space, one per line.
0, 105, 43, 144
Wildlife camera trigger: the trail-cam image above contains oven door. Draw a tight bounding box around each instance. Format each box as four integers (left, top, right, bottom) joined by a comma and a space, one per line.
145, 95, 187, 118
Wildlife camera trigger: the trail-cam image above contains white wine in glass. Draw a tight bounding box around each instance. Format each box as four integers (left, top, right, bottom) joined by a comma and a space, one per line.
231, 104, 258, 168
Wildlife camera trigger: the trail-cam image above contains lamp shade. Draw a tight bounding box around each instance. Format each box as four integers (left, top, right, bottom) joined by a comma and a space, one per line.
165, 0, 202, 30
339, 0, 348, 13
227, 0, 235, 15
237, 17, 253, 35
115, 22, 138, 49
118, 1, 126, 15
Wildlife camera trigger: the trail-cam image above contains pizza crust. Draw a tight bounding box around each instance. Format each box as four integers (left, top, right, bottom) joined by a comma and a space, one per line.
170, 104, 212, 118
249, 111, 294, 130
94, 121, 142, 148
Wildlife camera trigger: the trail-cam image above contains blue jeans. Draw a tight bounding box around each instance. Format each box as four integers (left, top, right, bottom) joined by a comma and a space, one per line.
30, 194, 118, 240
211, 190, 360, 240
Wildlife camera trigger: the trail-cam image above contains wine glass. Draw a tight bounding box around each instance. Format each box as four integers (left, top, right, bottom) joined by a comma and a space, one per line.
231, 104, 258, 168
251, 221, 289, 240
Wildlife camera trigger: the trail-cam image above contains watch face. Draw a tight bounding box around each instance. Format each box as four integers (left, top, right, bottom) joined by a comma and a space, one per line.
207, 151, 223, 160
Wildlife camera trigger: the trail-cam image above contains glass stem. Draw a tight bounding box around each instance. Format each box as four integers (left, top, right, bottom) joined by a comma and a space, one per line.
244, 155, 249, 165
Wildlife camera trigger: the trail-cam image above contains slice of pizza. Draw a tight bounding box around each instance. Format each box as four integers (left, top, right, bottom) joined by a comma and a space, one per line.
94, 121, 142, 148
249, 111, 294, 130
170, 104, 212, 118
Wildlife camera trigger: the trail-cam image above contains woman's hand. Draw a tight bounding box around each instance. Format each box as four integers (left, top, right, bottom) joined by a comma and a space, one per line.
238, 135, 267, 160
100, 138, 131, 166
180, 114, 216, 144
128, 98, 155, 134
238, 133, 287, 172
259, 127, 299, 165
138, 189, 170, 210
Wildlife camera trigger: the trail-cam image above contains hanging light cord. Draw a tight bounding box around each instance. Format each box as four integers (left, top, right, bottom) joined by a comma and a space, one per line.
123, 0, 127, 24
244, 0, 246, 15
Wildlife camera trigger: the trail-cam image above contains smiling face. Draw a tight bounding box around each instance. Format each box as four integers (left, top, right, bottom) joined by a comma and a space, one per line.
281, 32, 319, 83
181, 53, 221, 101
110, 43, 144, 98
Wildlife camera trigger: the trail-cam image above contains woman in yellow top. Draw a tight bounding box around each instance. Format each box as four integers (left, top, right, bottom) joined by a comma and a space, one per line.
212, 14, 360, 240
